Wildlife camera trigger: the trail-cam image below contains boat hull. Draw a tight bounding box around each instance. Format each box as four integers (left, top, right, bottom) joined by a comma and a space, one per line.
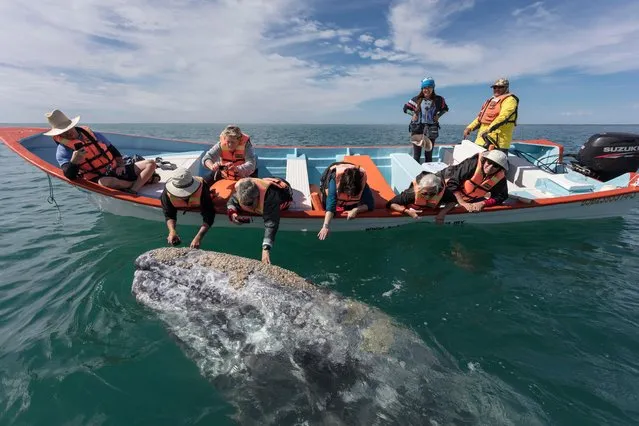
82, 187, 638, 231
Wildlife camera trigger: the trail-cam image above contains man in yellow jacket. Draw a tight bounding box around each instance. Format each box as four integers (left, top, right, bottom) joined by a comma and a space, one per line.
463, 78, 519, 153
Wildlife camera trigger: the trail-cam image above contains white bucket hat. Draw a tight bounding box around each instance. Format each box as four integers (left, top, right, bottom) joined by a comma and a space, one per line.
165, 168, 202, 198
482, 150, 509, 171
43, 109, 80, 136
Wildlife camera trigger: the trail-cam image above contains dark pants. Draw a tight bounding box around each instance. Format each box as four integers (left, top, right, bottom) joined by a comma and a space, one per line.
410, 123, 439, 164
412, 142, 435, 164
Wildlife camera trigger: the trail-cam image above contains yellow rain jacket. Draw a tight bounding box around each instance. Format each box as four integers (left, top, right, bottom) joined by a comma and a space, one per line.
466, 94, 519, 149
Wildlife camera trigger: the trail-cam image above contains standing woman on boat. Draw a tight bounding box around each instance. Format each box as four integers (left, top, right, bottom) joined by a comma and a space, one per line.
403, 77, 449, 163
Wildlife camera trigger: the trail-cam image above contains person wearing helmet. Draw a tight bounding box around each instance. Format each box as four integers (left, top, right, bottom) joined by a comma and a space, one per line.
386, 172, 457, 224
403, 76, 449, 163
442, 150, 509, 213
463, 78, 519, 152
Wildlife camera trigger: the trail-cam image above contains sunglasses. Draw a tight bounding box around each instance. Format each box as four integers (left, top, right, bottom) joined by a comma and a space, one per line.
485, 159, 501, 169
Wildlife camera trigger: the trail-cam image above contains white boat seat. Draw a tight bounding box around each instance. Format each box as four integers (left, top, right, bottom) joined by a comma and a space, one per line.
137, 151, 203, 198
547, 174, 594, 192
285, 155, 312, 211
452, 140, 486, 165
438, 146, 454, 165
390, 153, 422, 193
507, 154, 551, 188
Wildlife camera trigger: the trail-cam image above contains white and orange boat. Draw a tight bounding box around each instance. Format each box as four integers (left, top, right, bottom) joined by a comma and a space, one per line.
1, 127, 638, 231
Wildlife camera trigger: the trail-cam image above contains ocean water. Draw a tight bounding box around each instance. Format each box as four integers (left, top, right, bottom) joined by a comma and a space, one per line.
1, 123, 639, 426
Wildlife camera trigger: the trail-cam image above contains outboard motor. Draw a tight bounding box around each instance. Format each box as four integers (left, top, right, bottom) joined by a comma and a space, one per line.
570, 132, 639, 181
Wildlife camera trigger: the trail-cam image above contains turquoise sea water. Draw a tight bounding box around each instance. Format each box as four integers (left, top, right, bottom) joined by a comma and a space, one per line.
1, 124, 639, 425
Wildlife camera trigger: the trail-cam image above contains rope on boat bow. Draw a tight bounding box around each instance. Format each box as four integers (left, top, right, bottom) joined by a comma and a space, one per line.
46, 174, 62, 222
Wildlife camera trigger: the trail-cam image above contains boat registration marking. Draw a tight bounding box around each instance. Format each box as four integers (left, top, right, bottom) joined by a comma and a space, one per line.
580, 193, 636, 206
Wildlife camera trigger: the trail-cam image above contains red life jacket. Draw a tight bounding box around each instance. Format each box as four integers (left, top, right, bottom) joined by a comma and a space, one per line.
219, 133, 250, 180
237, 177, 291, 215
460, 154, 505, 201
167, 177, 204, 209
53, 127, 118, 181
323, 163, 368, 209
410, 180, 445, 209
477, 93, 518, 125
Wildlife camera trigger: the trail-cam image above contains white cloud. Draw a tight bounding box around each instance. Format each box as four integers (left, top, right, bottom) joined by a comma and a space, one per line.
512, 1, 557, 28
0, 0, 638, 124
358, 34, 375, 43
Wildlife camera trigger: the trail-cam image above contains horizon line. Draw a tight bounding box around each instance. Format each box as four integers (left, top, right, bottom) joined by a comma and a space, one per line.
2, 122, 639, 126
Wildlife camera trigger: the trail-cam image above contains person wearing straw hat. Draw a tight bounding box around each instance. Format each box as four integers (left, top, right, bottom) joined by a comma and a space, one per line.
161, 167, 216, 249
463, 78, 519, 153
44, 109, 158, 193
403, 76, 449, 163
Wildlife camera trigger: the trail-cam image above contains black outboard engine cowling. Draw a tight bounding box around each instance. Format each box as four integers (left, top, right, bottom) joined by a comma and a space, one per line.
572, 132, 639, 181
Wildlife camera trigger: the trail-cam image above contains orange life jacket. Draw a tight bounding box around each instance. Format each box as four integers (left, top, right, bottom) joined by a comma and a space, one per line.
219, 133, 250, 180
53, 127, 118, 181
411, 180, 445, 209
167, 177, 204, 209
238, 177, 291, 215
460, 154, 505, 201
323, 163, 368, 209
477, 93, 518, 125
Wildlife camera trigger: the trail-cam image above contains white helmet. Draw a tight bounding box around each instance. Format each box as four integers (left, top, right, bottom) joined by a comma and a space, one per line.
482, 150, 509, 171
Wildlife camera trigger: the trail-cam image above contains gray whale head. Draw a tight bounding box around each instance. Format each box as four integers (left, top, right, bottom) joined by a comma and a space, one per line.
132, 248, 546, 426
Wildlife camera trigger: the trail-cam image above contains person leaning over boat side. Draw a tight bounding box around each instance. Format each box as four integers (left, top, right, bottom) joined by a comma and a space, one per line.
403, 76, 449, 163
226, 177, 293, 264
161, 168, 215, 249
462, 78, 519, 153
201, 125, 257, 185
45, 109, 158, 193
386, 172, 457, 224
317, 162, 375, 240
442, 150, 509, 213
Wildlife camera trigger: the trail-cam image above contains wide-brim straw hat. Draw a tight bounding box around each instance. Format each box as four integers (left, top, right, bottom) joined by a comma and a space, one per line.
43, 109, 80, 136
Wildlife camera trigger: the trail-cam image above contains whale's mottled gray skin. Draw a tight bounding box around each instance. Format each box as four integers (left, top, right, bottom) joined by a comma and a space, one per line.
132, 248, 546, 426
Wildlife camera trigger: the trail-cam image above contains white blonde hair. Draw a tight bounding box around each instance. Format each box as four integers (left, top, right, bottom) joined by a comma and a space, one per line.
416, 173, 442, 192
220, 125, 243, 140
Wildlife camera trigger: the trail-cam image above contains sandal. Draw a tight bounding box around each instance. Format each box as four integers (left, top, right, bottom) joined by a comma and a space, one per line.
149, 172, 161, 184
155, 157, 177, 170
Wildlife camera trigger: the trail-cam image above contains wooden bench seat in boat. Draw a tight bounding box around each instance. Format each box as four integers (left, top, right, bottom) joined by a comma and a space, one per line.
285, 155, 313, 211
343, 155, 396, 209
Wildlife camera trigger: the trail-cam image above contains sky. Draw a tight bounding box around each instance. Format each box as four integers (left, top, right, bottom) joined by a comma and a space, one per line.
1, 0, 638, 125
